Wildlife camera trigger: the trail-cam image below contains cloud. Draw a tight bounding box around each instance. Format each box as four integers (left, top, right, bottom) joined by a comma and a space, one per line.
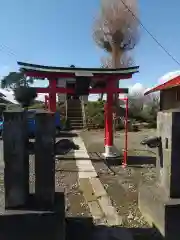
126, 71, 180, 98
0, 88, 18, 104
158, 71, 180, 84
35, 93, 59, 102
88, 83, 148, 101
88, 94, 99, 101
128, 83, 146, 96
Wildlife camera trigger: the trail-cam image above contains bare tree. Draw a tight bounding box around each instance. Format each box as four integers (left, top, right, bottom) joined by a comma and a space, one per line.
101, 55, 113, 69
93, 0, 139, 67
101, 52, 134, 69
93, 0, 139, 107
128, 92, 159, 123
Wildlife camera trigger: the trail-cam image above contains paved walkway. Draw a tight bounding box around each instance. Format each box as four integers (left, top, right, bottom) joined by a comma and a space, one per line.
73, 135, 123, 226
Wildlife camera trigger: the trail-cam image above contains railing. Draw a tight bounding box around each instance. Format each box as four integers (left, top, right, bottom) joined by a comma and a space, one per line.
80, 97, 87, 128
65, 99, 68, 120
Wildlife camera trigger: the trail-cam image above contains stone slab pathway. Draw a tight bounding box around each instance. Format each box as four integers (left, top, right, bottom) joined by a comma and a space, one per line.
73, 135, 123, 227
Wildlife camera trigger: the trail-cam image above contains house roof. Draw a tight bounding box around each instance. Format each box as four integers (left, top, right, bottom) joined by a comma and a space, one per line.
144, 72, 180, 95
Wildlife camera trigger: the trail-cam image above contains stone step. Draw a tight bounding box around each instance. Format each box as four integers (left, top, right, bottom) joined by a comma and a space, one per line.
70, 126, 84, 129
67, 103, 81, 106
70, 124, 84, 128
68, 100, 81, 102
68, 115, 82, 118
68, 110, 82, 112
67, 109, 82, 112
68, 110, 82, 113
67, 106, 81, 109
68, 109, 82, 111
69, 122, 83, 126
68, 118, 83, 121
67, 107, 82, 109
69, 119, 83, 123
67, 104, 81, 107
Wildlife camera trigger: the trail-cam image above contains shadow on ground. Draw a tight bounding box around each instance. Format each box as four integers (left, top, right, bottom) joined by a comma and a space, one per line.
55, 152, 156, 174
28, 139, 79, 155
55, 139, 79, 155
127, 156, 156, 166
55, 152, 104, 163
66, 217, 163, 240
104, 155, 156, 167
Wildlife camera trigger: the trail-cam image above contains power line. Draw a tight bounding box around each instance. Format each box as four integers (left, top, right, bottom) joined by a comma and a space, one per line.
0, 45, 14, 56
0, 2, 179, 67
119, 0, 180, 66
0, 43, 17, 59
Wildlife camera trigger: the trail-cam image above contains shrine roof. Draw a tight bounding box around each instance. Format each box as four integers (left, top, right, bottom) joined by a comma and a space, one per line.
144, 74, 180, 95
17, 62, 139, 77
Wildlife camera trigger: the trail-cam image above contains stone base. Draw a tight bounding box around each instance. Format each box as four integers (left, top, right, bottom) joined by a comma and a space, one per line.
0, 192, 65, 240
139, 183, 180, 240
102, 145, 119, 159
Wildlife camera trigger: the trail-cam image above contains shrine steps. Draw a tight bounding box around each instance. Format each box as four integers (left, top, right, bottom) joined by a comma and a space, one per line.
67, 99, 85, 129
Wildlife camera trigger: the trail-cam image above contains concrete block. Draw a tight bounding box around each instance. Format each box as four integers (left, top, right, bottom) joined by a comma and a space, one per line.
139, 183, 180, 240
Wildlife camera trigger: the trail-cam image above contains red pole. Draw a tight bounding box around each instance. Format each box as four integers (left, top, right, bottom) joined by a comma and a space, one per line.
122, 98, 128, 168
48, 79, 57, 112
104, 103, 107, 145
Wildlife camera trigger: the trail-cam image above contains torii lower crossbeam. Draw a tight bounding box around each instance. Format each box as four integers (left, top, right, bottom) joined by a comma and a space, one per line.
36, 83, 128, 158
37, 85, 127, 158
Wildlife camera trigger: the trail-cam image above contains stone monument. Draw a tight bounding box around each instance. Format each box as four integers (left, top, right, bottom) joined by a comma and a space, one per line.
0, 109, 65, 240
3, 110, 29, 208
139, 109, 180, 240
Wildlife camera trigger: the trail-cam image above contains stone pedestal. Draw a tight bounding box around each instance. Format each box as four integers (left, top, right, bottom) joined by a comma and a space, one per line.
0, 192, 65, 240
3, 110, 29, 208
139, 110, 180, 239
1, 110, 65, 239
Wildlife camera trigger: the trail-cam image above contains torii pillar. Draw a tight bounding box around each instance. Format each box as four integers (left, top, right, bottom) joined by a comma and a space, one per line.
48, 79, 57, 112
103, 78, 116, 158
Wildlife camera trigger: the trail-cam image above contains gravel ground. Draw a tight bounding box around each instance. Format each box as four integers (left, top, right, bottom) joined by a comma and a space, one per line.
55, 149, 91, 217
80, 129, 163, 240
29, 137, 91, 218
0, 131, 164, 239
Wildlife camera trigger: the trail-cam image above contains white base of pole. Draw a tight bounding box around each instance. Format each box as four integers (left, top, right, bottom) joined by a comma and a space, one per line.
102, 145, 117, 158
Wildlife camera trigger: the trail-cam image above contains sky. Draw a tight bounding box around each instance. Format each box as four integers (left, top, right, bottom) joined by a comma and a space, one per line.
0, 0, 180, 100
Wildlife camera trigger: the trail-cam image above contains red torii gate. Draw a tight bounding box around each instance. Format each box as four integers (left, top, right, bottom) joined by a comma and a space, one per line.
18, 62, 139, 158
